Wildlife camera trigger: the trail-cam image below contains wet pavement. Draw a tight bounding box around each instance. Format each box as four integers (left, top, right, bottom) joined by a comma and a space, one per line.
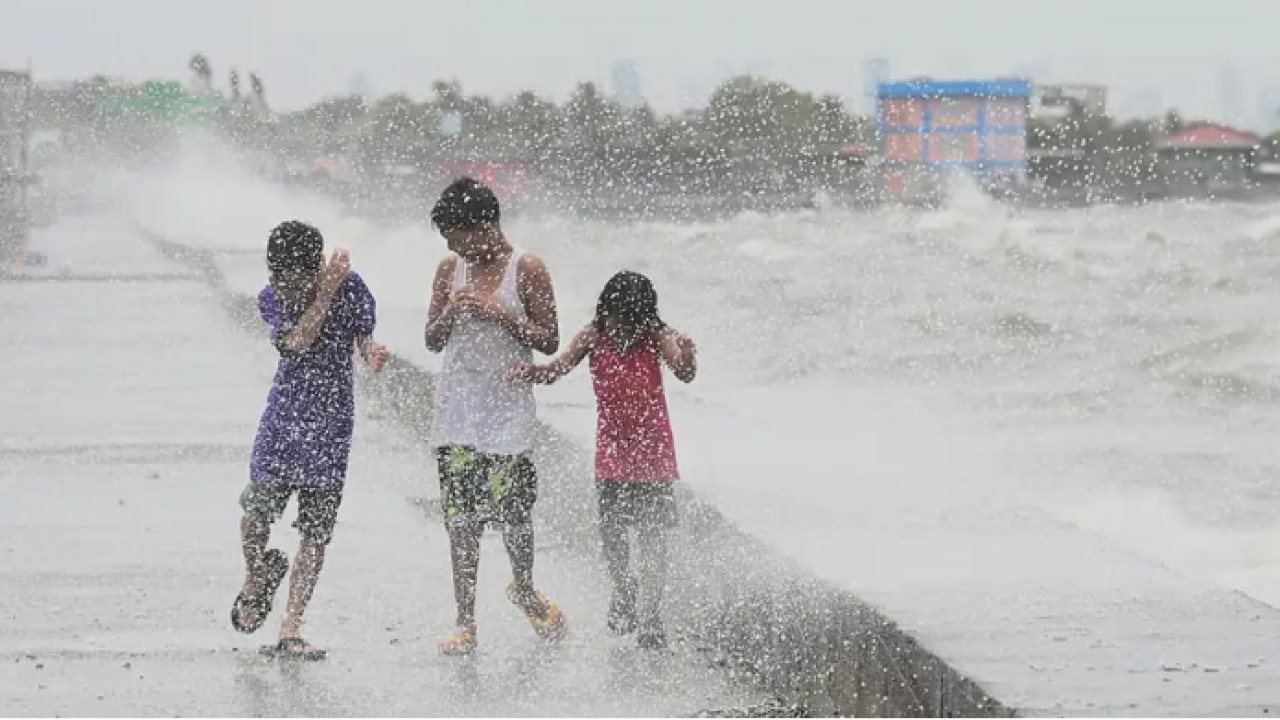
0, 217, 769, 716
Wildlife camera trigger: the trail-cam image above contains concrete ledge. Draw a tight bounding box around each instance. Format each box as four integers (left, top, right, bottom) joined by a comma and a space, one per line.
673, 491, 1006, 717
145, 229, 1006, 717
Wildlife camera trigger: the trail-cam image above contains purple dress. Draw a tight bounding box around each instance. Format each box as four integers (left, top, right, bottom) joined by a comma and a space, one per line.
250, 272, 376, 487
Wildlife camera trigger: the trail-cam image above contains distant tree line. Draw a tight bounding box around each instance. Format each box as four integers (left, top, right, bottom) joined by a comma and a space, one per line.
245, 74, 876, 201
261, 76, 872, 158
238, 68, 1227, 204
30, 51, 1257, 205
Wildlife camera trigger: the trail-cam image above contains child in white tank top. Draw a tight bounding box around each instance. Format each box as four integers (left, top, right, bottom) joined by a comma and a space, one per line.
423, 177, 566, 655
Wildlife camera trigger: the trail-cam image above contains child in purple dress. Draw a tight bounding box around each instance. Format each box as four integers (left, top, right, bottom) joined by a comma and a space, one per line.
230, 220, 388, 660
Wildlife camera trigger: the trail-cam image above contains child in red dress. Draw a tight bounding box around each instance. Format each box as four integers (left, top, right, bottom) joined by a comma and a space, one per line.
513, 271, 697, 649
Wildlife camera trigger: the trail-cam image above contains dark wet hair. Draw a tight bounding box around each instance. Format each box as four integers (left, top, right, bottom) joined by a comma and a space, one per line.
266, 220, 323, 277
431, 177, 500, 232
594, 271, 665, 351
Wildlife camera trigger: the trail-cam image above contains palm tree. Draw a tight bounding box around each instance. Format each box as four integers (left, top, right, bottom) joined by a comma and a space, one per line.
188, 53, 212, 93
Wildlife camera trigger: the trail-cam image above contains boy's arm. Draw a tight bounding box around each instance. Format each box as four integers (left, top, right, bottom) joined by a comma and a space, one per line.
515, 327, 594, 384
277, 250, 348, 356
513, 254, 560, 355
424, 257, 459, 353
656, 327, 697, 383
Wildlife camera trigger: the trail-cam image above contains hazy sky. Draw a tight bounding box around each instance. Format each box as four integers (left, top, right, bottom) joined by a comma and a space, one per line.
3, 0, 1278, 124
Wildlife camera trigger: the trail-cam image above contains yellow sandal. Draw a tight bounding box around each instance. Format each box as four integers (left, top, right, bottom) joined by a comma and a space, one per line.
438, 628, 477, 656
506, 583, 568, 642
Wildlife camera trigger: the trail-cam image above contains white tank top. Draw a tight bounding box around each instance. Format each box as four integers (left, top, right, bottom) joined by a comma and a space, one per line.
431, 251, 536, 455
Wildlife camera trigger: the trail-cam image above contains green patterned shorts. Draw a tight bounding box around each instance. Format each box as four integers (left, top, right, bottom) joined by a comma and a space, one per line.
435, 446, 538, 530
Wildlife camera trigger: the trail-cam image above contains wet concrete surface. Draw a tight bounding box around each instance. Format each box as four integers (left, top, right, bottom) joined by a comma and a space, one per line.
0, 217, 771, 716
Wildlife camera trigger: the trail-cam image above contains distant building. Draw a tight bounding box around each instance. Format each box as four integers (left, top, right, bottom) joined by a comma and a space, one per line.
1033, 83, 1106, 118
876, 79, 1033, 201
1154, 123, 1259, 152
1153, 122, 1259, 198
611, 60, 643, 109
100, 81, 220, 122
442, 161, 530, 206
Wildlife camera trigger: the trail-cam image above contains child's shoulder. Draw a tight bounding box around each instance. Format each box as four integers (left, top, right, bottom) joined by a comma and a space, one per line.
257, 285, 285, 325
340, 270, 372, 296
516, 252, 548, 273
435, 255, 458, 276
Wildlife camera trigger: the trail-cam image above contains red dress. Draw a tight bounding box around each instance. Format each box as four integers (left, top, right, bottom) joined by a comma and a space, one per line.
589, 335, 679, 483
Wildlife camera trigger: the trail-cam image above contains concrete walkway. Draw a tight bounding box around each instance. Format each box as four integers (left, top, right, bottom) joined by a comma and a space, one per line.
0, 216, 767, 716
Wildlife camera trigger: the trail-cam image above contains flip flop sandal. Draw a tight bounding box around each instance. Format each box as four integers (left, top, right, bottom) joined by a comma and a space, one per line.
230, 549, 289, 634
438, 629, 478, 656
263, 637, 327, 661
506, 583, 568, 642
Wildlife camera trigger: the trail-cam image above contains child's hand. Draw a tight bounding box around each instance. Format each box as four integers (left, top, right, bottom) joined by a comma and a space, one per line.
362, 341, 389, 372
675, 333, 697, 359
658, 328, 698, 382
319, 248, 350, 296
452, 287, 511, 324
508, 363, 543, 384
